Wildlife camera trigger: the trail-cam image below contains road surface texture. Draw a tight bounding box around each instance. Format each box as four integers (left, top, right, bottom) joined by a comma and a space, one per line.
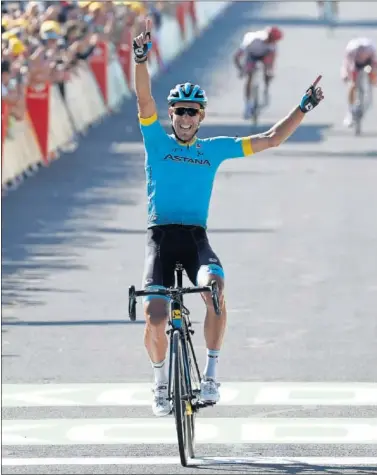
2, 1, 377, 474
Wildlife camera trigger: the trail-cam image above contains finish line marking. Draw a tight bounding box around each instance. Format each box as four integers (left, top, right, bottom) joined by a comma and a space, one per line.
3, 382, 377, 407
2, 456, 377, 467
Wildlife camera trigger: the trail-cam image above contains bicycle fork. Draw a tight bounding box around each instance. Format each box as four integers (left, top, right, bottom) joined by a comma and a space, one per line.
167, 301, 195, 414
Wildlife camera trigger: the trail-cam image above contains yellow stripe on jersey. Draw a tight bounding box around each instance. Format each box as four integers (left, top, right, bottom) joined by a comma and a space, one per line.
139, 113, 158, 126
241, 137, 254, 156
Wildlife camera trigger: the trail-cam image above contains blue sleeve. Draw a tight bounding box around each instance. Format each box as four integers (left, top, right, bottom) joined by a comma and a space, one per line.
139, 113, 168, 149
205, 136, 254, 164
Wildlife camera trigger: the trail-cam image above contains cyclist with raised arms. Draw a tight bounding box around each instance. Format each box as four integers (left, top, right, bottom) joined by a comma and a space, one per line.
133, 19, 324, 417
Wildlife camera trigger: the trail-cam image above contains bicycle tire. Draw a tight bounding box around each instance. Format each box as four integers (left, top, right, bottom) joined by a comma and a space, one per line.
355, 116, 362, 136
252, 84, 260, 126
172, 330, 189, 467
183, 321, 199, 458
354, 76, 365, 136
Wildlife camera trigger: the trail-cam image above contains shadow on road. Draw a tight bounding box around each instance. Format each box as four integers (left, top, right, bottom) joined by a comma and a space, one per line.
1, 317, 145, 326
272, 150, 377, 159
93, 227, 277, 235
245, 15, 377, 30
1, 110, 144, 309
190, 457, 377, 474
198, 123, 331, 144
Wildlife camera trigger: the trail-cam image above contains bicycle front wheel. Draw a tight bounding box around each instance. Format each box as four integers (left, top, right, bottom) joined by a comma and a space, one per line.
172, 330, 191, 467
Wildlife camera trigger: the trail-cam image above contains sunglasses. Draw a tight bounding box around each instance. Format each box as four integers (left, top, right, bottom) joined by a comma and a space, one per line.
173, 107, 200, 117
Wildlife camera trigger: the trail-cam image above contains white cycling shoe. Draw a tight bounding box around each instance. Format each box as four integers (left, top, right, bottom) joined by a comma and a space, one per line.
200, 377, 220, 403
152, 383, 171, 417
343, 111, 354, 128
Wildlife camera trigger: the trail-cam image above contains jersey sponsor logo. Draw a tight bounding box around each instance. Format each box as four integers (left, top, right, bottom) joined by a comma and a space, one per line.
164, 154, 211, 167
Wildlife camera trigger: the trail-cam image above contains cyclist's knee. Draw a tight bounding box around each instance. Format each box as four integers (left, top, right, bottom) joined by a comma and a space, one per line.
197, 264, 225, 307
204, 275, 225, 312
144, 298, 169, 326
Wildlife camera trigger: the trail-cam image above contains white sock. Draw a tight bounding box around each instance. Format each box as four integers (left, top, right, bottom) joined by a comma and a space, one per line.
151, 359, 168, 385
203, 349, 220, 380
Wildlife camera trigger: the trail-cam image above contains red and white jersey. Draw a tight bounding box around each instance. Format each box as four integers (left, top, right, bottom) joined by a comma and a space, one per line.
238, 30, 276, 58
345, 37, 376, 63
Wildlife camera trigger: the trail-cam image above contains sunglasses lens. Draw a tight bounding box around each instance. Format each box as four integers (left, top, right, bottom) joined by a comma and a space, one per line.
174, 107, 199, 116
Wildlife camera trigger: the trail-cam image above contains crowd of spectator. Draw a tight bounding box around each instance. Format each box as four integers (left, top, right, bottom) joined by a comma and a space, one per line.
1, 0, 178, 136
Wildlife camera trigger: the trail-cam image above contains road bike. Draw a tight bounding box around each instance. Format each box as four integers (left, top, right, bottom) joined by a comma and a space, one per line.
128, 262, 221, 467
352, 65, 373, 136
250, 61, 265, 126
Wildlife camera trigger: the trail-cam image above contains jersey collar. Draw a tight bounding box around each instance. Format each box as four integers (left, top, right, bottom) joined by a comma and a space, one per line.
175, 136, 198, 147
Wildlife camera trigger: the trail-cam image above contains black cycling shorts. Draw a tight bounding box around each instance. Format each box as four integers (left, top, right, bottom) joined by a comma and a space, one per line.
142, 225, 224, 298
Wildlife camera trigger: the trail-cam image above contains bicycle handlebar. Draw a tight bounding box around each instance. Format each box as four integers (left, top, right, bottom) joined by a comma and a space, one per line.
128, 281, 221, 321
132, 285, 212, 298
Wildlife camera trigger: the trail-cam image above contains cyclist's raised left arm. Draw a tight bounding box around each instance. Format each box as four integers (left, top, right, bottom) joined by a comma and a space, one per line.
237, 75, 324, 156
249, 105, 307, 153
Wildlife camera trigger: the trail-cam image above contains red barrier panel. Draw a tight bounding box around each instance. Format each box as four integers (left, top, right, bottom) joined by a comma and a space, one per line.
1, 101, 8, 169
176, 1, 197, 39
187, 0, 197, 29
26, 83, 50, 164
176, 2, 186, 39
117, 28, 132, 88
89, 41, 108, 105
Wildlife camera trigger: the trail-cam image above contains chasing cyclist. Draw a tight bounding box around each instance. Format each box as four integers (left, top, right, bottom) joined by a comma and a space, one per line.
233, 26, 283, 119
133, 19, 324, 417
341, 37, 377, 127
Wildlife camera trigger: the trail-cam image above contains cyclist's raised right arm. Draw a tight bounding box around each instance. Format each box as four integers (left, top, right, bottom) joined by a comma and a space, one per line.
135, 62, 156, 119
133, 18, 157, 120
133, 19, 167, 147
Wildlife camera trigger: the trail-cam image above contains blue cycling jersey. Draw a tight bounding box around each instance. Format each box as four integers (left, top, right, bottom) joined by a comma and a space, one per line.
139, 113, 254, 228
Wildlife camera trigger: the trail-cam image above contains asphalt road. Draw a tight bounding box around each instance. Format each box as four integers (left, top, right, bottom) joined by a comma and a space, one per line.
2, 1, 377, 474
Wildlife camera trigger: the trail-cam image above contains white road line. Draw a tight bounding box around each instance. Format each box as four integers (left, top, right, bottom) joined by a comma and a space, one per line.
2, 417, 377, 445
3, 382, 377, 407
2, 456, 377, 467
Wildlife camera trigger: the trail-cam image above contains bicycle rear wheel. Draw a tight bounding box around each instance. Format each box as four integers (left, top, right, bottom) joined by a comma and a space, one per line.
354, 74, 365, 136
354, 93, 364, 136
251, 84, 260, 126
172, 330, 194, 467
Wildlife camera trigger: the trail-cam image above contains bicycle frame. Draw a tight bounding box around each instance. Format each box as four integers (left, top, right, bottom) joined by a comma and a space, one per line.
166, 263, 201, 410
128, 263, 220, 466
128, 262, 220, 408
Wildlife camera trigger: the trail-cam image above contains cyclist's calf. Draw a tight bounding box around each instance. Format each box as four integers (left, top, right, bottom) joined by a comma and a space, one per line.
197, 265, 227, 351
143, 297, 169, 363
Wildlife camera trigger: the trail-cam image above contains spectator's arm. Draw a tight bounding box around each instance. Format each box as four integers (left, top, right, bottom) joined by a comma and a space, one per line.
28, 47, 52, 86
103, 11, 116, 41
